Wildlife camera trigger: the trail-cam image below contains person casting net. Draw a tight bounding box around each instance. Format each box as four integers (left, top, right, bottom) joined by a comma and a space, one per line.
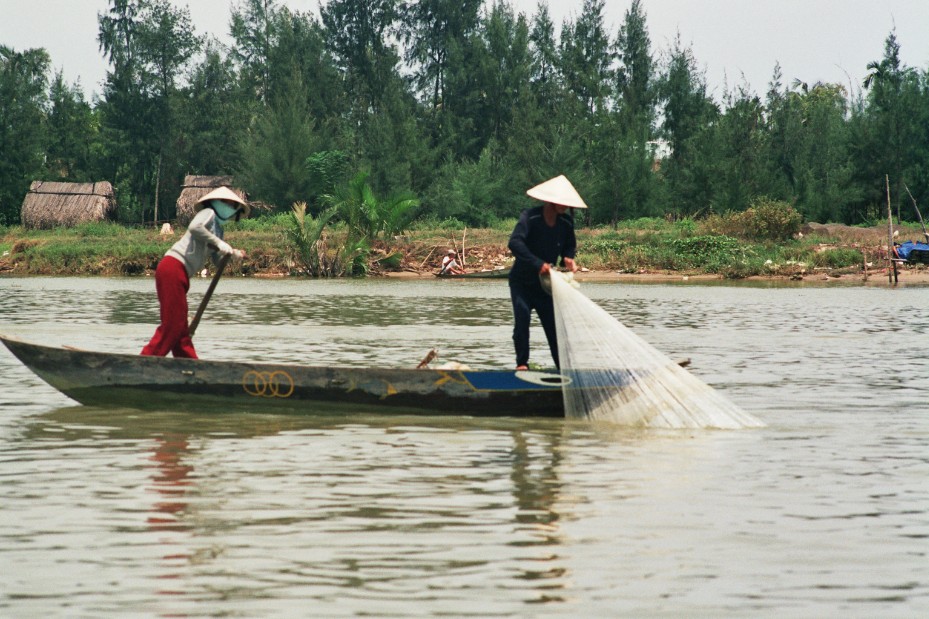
507, 175, 587, 371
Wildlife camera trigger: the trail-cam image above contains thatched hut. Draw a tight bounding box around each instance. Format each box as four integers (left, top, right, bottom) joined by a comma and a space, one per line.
176, 175, 247, 225
21, 181, 117, 229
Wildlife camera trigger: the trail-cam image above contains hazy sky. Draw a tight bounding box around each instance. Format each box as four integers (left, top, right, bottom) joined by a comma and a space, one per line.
2, 0, 928, 101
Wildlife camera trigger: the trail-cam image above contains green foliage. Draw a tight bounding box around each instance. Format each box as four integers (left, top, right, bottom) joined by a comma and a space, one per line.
811, 247, 864, 268
327, 172, 420, 240
304, 150, 350, 208
414, 216, 469, 231
492, 217, 519, 232
701, 199, 802, 241
672, 218, 698, 236
238, 72, 319, 211
288, 202, 344, 277
424, 141, 517, 227
44, 72, 99, 180
0, 217, 889, 280
235, 212, 292, 231
5, 4, 929, 234
0, 46, 50, 225
657, 234, 744, 272
181, 42, 252, 177
96, 0, 200, 224
286, 199, 372, 278
617, 216, 675, 232
585, 237, 629, 261
72, 221, 131, 237
738, 198, 803, 241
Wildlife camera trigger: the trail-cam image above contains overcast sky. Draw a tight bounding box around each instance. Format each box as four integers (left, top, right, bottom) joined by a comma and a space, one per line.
2, 0, 928, 102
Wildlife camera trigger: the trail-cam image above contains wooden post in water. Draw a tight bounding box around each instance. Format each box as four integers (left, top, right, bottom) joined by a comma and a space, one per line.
886, 175, 897, 284
461, 227, 467, 267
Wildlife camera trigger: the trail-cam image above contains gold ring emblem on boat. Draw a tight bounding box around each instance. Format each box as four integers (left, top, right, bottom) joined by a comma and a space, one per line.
242, 370, 295, 398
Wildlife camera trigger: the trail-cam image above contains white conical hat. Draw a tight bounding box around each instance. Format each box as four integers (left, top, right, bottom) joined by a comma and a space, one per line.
195, 186, 250, 216
526, 175, 588, 209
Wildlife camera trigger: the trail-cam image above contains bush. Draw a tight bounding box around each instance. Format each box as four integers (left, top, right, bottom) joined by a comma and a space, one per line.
741, 198, 803, 241
236, 212, 292, 231
700, 198, 802, 241
586, 237, 628, 260
812, 248, 863, 269
655, 235, 744, 272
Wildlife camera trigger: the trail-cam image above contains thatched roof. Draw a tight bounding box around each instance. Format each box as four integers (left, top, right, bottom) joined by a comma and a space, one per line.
21, 181, 117, 229
176, 175, 247, 225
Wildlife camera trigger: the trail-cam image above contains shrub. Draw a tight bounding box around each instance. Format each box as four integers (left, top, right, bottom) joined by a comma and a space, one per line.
812, 248, 864, 269
586, 238, 628, 260
741, 198, 803, 241
236, 212, 292, 231
700, 199, 802, 241
656, 235, 744, 272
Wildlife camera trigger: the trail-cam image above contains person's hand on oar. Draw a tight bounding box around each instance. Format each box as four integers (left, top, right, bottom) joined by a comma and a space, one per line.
188, 249, 239, 337
214, 239, 246, 261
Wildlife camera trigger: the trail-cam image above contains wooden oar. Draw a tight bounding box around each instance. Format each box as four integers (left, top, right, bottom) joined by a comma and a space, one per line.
189, 253, 231, 337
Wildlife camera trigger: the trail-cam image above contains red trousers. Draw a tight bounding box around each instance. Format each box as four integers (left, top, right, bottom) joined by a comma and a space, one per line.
140, 256, 198, 358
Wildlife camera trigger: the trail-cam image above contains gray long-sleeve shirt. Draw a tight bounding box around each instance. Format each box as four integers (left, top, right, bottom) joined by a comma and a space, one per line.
165, 208, 229, 277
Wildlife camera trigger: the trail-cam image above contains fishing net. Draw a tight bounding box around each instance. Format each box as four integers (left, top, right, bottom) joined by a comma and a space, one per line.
550, 271, 764, 429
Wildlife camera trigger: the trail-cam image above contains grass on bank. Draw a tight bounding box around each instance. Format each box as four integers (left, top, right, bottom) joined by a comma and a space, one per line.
0, 209, 922, 279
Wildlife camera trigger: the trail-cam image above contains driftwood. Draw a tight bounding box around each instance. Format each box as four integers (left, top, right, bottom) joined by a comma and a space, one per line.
418, 245, 439, 269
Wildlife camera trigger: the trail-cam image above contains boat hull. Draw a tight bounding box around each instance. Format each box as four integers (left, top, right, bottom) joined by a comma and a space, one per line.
2, 336, 566, 417
435, 268, 510, 279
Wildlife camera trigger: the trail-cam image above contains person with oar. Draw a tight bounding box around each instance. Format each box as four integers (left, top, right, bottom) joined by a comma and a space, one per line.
140, 187, 248, 358
439, 249, 465, 275
507, 175, 587, 370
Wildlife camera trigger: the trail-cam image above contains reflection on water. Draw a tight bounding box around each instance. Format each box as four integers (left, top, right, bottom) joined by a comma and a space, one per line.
1, 277, 928, 615
148, 435, 193, 532
6, 407, 576, 614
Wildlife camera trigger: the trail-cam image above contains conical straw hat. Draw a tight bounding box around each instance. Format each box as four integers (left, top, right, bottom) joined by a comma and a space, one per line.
195, 186, 250, 217
526, 175, 588, 209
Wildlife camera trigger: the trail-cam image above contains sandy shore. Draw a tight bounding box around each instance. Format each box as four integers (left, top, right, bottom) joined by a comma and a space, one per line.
383, 267, 929, 286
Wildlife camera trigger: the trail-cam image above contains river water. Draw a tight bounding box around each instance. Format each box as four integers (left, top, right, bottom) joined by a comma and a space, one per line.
0, 276, 927, 617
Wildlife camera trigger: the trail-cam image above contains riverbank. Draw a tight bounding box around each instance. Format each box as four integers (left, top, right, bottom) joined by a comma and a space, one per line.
383, 266, 929, 286
2, 219, 927, 285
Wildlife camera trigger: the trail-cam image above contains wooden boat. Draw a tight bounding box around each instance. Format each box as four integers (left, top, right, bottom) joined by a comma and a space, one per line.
1, 335, 568, 417
435, 268, 510, 279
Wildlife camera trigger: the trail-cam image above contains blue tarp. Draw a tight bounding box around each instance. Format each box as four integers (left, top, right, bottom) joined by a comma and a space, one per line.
895, 240, 929, 264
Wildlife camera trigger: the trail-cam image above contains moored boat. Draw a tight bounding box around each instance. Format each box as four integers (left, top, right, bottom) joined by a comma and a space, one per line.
435, 268, 510, 279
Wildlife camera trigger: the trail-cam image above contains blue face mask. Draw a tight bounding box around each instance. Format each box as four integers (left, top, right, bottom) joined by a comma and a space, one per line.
211, 200, 240, 224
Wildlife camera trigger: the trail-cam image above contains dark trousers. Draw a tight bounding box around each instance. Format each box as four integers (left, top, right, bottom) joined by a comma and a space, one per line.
509, 278, 559, 368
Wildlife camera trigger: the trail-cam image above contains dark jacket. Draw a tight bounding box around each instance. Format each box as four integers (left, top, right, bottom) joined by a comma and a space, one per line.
508, 206, 576, 286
